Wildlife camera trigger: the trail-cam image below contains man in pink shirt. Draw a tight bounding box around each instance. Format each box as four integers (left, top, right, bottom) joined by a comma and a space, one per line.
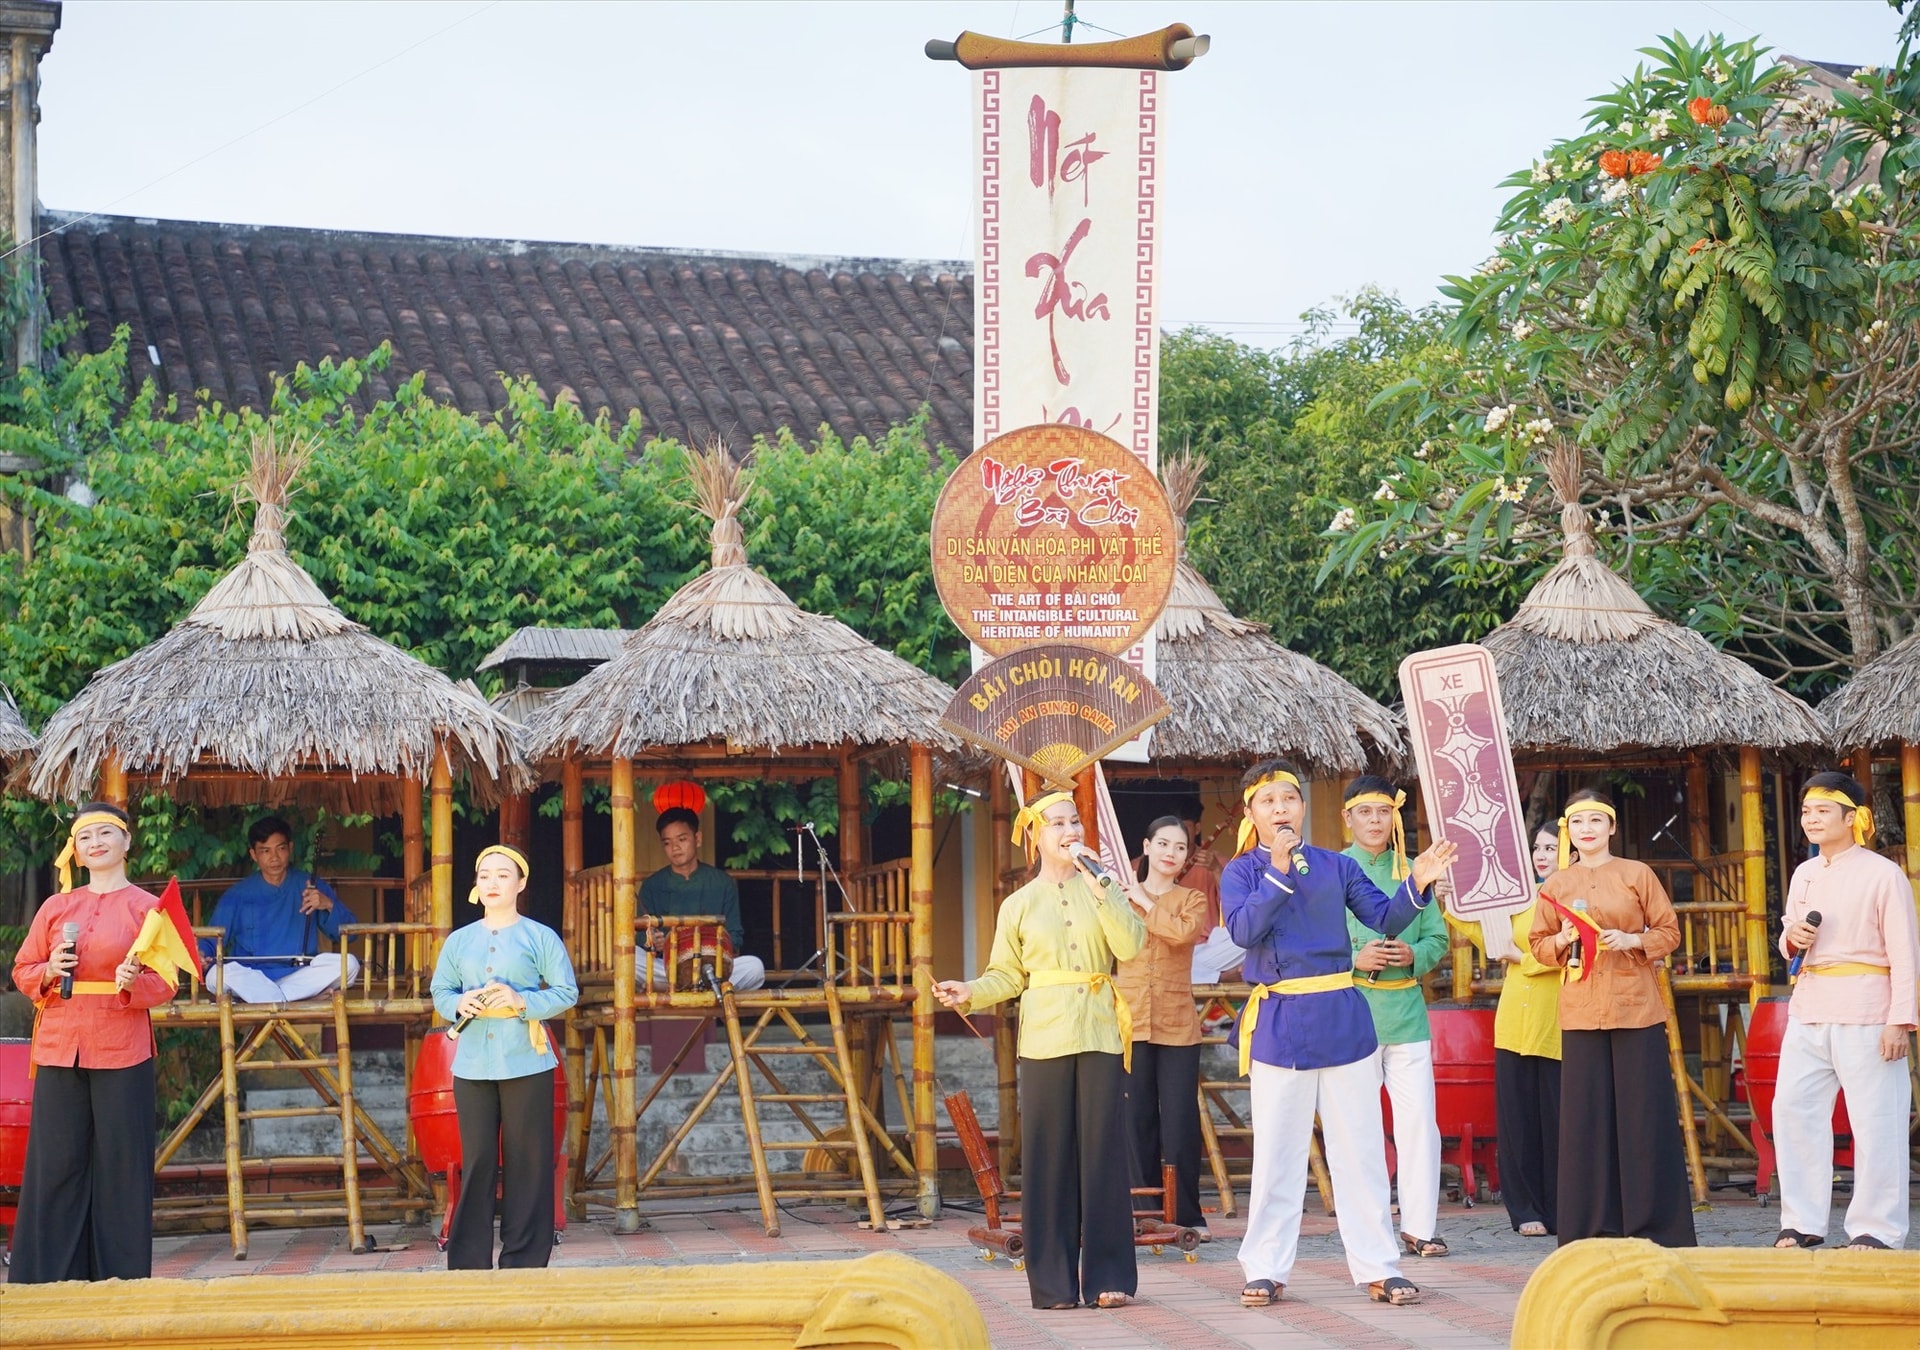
1771, 771, 1919, 1251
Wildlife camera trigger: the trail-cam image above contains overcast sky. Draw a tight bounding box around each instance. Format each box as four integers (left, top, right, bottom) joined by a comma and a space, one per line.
38, 1, 1902, 345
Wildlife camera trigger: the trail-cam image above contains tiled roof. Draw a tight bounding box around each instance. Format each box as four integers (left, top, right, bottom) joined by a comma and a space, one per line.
39, 213, 975, 451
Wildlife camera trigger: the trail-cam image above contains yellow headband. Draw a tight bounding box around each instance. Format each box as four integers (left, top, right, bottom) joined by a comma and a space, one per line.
1557, 801, 1617, 871
1804, 787, 1875, 846
1011, 791, 1076, 859
55, 810, 132, 893
468, 844, 531, 904
1234, 770, 1303, 858
1345, 789, 1410, 881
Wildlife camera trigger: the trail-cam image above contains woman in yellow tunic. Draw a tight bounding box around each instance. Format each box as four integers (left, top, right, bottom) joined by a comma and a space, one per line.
934, 791, 1146, 1311
1452, 825, 1563, 1236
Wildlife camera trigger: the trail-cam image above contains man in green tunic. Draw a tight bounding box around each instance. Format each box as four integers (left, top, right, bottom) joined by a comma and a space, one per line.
1342, 775, 1450, 1258
639, 808, 764, 991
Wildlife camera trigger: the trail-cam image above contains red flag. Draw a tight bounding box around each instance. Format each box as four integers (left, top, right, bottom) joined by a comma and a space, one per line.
127, 877, 205, 985
1541, 894, 1604, 983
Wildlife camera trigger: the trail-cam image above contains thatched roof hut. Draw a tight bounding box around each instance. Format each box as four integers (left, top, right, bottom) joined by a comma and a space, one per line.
1140, 453, 1404, 774
1821, 629, 1920, 750
0, 682, 32, 768
524, 444, 957, 767
1479, 448, 1826, 758
24, 431, 527, 811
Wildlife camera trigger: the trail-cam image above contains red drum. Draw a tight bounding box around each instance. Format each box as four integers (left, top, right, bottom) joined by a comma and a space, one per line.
664, 919, 733, 993
408, 1028, 570, 1238
1743, 997, 1851, 1202
2, 1038, 32, 1244
1428, 1007, 1500, 1202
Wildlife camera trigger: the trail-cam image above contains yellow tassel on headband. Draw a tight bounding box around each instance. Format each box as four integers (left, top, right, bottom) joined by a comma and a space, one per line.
1556, 801, 1617, 871
54, 810, 132, 893
1346, 790, 1410, 881
1011, 791, 1076, 859
468, 844, 530, 904
1234, 770, 1303, 858
1804, 787, 1875, 846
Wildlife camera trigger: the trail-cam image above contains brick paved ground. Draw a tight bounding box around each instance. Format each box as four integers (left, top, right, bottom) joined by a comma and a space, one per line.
6, 1185, 1916, 1347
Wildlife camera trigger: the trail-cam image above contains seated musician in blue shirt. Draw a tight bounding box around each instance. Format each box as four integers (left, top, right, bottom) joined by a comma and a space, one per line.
637, 808, 765, 992
202, 816, 358, 1004
1225, 760, 1455, 1313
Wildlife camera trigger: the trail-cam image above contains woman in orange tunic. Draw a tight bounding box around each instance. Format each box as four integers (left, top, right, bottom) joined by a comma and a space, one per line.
10, 803, 175, 1282
1527, 787, 1694, 1248
1115, 815, 1211, 1236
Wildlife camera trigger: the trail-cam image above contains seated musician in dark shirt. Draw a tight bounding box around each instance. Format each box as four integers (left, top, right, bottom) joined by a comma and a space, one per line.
637, 808, 765, 991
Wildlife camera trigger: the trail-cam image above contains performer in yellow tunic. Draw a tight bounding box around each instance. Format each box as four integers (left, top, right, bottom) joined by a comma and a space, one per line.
934, 790, 1146, 1311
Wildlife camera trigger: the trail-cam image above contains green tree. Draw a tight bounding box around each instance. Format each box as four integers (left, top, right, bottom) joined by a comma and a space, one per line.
1160, 296, 1524, 702
1328, 34, 1920, 685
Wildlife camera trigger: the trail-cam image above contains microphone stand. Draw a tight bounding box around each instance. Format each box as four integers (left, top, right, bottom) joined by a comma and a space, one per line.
778, 823, 864, 988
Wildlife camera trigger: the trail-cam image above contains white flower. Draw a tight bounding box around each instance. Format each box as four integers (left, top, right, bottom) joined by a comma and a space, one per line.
1601, 178, 1634, 205
1494, 475, 1532, 504
1522, 417, 1554, 445
1476, 255, 1505, 277
1619, 119, 1635, 136
1415, 440, 1432, 460
1372, 479, 1399, 502
1444, 530, 1463, 546
1484, 405, 1515, 433
1865, 317, 1888, 341
1707, 63, 1727, 83
1853, 66, 1878, 81
1511, 320, 1536, 341
1576, 293, 1596, 317
1647, 108, 1676, 139
1530, 160, 1555, 184
1571, 157, 1594, 176
1542, 197, 1579, 228
1328, 506, 1357, 532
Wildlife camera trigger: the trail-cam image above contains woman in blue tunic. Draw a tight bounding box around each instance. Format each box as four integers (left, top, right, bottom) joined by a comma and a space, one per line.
430, 844, 578, 1269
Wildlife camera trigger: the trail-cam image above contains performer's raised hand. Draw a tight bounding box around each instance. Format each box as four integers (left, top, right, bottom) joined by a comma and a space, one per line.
932, 979, 971, 1010
115, 957, 143, 992
1409, 838, 1459, 892
1270, 824, 1303, 874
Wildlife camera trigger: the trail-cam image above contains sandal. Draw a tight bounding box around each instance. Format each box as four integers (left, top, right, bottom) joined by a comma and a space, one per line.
1369, 1277, 1421, 1306
1039, 1302, 1078, 1310
1401, 1232, 1449, 1258
1843, 1234, 1890, 1251
1771, 1229, 1823, 1249
1240, 1279, 1280, 1307
1518, 1222, 1549, 1238
1095, 1292, 1130, 1309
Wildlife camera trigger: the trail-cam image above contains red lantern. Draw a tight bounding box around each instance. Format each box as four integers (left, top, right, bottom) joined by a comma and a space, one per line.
652, 780, 707, 816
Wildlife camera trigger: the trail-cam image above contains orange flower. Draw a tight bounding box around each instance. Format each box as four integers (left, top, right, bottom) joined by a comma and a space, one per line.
1599, 149, 1631, 178
1688, 97, 1730, 128
1687, 238, 1710, 254
1628, 150, 1663, 176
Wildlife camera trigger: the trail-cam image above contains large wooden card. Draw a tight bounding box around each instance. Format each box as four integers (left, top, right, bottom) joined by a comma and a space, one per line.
1399, 644, 1532, 922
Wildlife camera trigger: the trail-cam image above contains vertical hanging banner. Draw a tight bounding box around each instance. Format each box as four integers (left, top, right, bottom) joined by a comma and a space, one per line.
928, 22, 1209, 761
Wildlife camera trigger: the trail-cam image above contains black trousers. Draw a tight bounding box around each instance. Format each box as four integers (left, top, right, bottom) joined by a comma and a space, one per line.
10, 1059, 156, 1283
1125, 1041, 1204, 1229
1020, 1053, 1137, 1308
1557, 1027, 1696, 1247
448, 1069, 556, 1270
1495, 1049, 1560, 1233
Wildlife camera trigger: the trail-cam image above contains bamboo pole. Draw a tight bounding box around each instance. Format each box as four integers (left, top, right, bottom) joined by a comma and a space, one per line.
837, 747, 878, 1127
402, 779, 424, 893
1686, 755, 1712, 863
1739, 748, 1769, 1003
498, 790, 531, 852
1658, 965, 1709, 1206
100, 748, 127, 810
1902, 744, 1920, 912
562, 760, 584, 884
987, 765, 1017, 1176
430, 749, 454, 964
610, 755, 640, 1232
564, 1012, 589, 1219
1073, 766, 1098, 854
909, 742, 940, 1218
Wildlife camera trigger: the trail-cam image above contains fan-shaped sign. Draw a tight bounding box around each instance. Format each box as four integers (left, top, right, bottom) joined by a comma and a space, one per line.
931, 425, 1177, 658
942, 643, 1170, 788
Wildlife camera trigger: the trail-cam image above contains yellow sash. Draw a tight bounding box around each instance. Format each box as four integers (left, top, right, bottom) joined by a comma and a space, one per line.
1238, 971, 1355, 1076
1028, 970, 1133, 1072
65, 981, 120, 995
1801, 962, 1891, 979
1356, 973, 1420, 991
467, 1005, 550, 1055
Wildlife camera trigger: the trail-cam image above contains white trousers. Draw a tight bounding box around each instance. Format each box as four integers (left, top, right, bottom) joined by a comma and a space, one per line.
1382, 1040, 1441, 1242
1775, 1019, 1912, 1246
210, 953, 359, 1004
1240, 1050, 1406, 1288
639, 952, 766, 992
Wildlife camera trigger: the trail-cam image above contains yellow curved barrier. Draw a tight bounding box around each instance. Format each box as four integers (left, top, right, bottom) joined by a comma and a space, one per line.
0, 1251, 987, 1349
1512, 1237, 1920, 1348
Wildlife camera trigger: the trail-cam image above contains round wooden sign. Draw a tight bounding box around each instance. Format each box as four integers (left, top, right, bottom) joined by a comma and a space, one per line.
931, 425, 1177, 658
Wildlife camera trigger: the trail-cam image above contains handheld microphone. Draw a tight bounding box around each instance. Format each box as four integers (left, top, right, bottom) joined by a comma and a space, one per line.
59, 922, 79, 999
1786, 911, 1823, 979
1567, 900, 1587, 971
1075, 849, 1114, 883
